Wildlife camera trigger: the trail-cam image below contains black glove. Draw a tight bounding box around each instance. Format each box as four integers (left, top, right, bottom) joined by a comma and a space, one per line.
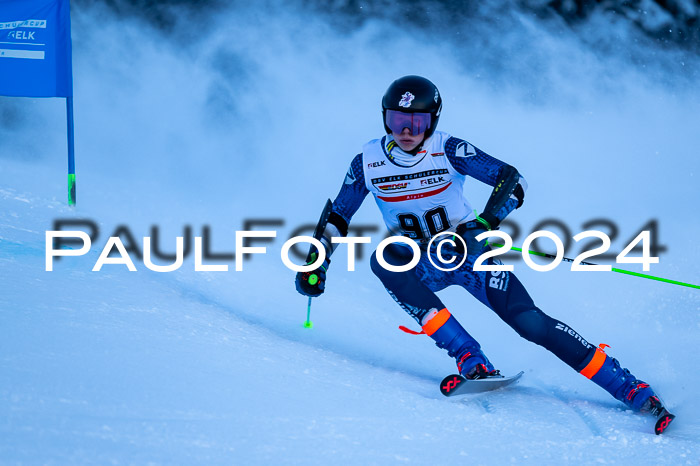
453, 218, 490, 256
295, 251, 331, 298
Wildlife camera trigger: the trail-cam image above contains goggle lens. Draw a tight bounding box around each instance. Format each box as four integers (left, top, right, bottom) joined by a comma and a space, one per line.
385, 110, 431, 136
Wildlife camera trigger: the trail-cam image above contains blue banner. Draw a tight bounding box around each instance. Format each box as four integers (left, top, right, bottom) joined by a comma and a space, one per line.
0, 0, 72, 97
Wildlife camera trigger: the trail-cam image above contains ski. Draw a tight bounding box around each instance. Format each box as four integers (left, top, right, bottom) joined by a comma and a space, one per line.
654, 408, 675, 435
440, 371, 524, 396
642, 395, 676, 435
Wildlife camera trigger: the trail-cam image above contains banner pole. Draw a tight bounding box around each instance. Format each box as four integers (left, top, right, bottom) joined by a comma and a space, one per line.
66, 95, 76, 206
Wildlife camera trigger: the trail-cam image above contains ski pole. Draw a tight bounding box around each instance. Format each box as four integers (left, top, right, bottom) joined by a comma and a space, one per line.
303, 271, 322, 328
304, 296, 314, 329
489, 242, 700, 289
301, 199, 333, 329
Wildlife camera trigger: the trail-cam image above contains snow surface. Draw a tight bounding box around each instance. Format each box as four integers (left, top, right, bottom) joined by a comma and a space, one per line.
1, 2, 699, 464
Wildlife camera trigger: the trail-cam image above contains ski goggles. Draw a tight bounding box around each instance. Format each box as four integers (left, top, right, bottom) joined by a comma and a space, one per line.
385, 110, 431, 136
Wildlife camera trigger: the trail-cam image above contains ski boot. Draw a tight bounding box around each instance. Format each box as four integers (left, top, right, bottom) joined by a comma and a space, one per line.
580, 345, 675, 434
421, 308, 499, 379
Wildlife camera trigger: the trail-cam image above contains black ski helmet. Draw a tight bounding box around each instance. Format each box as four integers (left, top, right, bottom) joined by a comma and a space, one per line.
382, 75, 442, 138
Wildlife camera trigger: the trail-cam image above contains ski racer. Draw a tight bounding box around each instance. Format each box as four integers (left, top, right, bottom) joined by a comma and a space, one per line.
295, 75, 670, 424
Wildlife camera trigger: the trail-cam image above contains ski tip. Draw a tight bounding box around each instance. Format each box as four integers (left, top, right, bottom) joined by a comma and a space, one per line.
439, 374, 465, 397
654, 410, 675, 435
